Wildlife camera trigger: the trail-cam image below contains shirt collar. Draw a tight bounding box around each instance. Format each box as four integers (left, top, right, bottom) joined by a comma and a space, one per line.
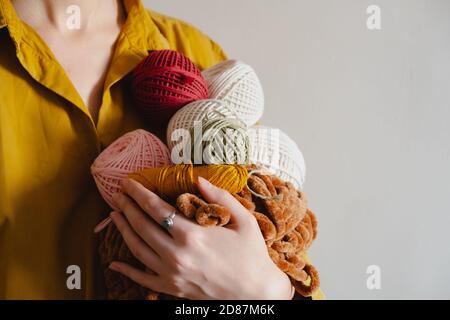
0, 0, 169, 58
122, 0, 170, 54
0, 7, 6, 29
0, 0, 169, 125
0, 0, 22, 37
103, 0, 170, 92
0, 0, 8, 28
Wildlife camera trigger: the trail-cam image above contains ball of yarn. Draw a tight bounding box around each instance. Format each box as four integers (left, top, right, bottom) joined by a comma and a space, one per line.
129, 164, 249, 200
202, 60, 264, 126
91, 129, 171, 210
167, 99, 251, 165
248, 125, 306, 190
131, 50, 209, 126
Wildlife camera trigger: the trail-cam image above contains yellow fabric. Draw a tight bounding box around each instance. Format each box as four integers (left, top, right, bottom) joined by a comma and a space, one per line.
0, 0, 324, 299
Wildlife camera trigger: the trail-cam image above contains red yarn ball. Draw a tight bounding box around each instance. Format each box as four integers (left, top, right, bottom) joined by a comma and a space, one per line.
131, 50, 209, 126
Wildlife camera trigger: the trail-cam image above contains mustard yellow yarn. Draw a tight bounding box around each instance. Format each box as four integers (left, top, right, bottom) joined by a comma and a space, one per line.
129, 164, 248, 199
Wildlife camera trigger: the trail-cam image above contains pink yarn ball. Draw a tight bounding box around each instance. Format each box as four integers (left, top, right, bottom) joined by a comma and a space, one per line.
91, 129, 171, 210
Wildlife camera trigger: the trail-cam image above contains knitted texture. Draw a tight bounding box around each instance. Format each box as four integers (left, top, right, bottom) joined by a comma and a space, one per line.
202, 60, 264, 126
131, 50, 209, 126
91, 129, 171, 210
248, 126, 306, 190
99, 168, 319, 300
167, 99, 250, 165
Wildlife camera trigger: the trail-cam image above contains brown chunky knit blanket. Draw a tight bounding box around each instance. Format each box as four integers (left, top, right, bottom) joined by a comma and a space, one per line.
99, 171, 320, 300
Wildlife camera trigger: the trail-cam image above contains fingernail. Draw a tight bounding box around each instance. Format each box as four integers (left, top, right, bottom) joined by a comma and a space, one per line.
93, 217, 112, 234
198, 176, 212, 188
109, 262, 119, 272
110, 211, 120, 222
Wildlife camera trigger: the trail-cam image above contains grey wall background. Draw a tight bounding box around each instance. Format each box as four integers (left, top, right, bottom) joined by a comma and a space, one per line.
145, 0, 450, 299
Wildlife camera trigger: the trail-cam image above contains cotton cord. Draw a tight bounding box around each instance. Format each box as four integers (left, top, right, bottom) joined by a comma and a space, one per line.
191, 115, 251, 165
131, 50, 209, 126
91, 129, 171, 210
202, 60, 264, 126
248, 125, 306, 190
167, 99, 251, 164
128, 164, 249, 200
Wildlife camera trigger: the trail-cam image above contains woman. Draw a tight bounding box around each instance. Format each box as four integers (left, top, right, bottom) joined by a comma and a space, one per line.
0, 0, 319, 299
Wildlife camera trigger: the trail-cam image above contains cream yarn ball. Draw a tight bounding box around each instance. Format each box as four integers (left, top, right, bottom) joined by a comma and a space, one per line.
202, 60, 264, 126
167, 99, 250, 165
248, 125, 306, 190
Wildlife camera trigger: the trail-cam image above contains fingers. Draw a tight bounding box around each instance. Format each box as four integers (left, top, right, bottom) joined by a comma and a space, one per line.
121, 178, 195, 237
109, 261, 163, 293
112, 193, 174, 254
197, 177, 255, 230
110, 211, 163, 273
94, 217, 112, 234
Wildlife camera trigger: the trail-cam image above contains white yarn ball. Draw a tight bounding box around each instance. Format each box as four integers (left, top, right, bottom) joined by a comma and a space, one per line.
202, 60, 264, 126
167, 99, 237, 149
167, 99, 250, 164
248, 125, 306, 190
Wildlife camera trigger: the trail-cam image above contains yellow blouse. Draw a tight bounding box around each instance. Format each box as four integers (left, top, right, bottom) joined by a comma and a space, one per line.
0, 0, 323, 299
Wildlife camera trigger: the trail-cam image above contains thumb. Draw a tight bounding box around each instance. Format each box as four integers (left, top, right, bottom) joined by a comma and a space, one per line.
197, 176, 254, 230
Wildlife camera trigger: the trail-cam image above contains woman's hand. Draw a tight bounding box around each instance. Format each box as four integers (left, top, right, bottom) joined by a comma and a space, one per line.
109, 177, 293, 300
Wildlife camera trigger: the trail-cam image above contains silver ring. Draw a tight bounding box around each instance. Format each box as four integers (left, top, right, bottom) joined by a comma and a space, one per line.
160, 211, 176, 230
